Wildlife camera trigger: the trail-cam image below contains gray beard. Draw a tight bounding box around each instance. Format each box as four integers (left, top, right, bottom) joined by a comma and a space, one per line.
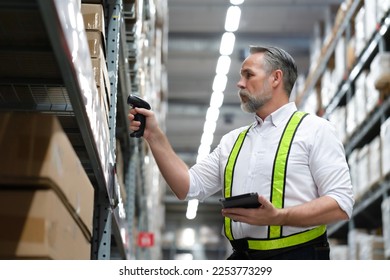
239, 90, 270, 113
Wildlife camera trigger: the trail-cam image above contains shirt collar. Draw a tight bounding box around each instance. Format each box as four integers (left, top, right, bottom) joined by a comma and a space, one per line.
254, 102, 298, 127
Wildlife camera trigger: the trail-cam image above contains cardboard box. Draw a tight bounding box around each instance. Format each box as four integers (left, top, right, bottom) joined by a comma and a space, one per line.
366, 70, 380, 114
329, 105, 346, 144
86, 29, 110, 116
364, 0, 377, 42
91, 56, 108, 89
357, 144, 370, 197
378, 0, 390, 22
86, 30, 105, 58
81, 3, 105, 37
92, 56, 110, 113
354, 7, 366, 57
0, 189, 90, 259
354, 71, 367, 127
371, 52, 390, 91
0, 112, 94, 239
334, 35, 346, 86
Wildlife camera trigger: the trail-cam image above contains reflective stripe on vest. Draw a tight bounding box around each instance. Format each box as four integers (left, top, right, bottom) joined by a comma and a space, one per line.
268, 111, 306, 238
223, 125, 251, 240
223, 111, 326, 250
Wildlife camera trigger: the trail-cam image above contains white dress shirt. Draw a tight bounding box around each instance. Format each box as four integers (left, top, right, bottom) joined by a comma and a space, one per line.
187, 102, 354, 239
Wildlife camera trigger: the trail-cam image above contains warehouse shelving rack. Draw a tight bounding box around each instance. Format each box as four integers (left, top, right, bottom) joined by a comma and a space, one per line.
297, 0, 390, 241
0, 0, 147, 259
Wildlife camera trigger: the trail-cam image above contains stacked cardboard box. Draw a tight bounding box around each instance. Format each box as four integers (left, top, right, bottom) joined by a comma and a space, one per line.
357, 145, 369, 198
320, 69, 337, 109
80, 2, 112, 189
365, 70, 381, 114
354, 72, 367, 127
348, 134, 383, 201
0, 112, 94, 259
310, 1, 389, 119
371, 52, 390, 99
81, 3, 111, 122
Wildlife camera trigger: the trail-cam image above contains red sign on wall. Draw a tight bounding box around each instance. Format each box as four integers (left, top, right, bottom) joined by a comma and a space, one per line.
137, 232, 154, 247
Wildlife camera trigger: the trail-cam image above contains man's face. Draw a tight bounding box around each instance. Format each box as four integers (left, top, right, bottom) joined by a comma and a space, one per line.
237, 53, 273, 113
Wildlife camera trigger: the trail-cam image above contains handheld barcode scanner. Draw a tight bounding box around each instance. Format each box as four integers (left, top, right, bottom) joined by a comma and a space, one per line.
127, 95, 151, 138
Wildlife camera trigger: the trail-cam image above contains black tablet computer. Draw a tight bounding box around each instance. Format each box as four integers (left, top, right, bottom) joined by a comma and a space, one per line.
219, 192, 261, 209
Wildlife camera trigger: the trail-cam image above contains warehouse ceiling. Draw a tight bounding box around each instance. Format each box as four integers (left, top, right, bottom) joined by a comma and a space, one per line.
162, 0, 344, 258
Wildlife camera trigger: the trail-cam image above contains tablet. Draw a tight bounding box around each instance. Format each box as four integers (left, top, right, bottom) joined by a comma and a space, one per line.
219, 192, 261, 209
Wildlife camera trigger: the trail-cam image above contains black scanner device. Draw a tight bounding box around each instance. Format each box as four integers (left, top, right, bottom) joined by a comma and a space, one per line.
127, 95, 151, 138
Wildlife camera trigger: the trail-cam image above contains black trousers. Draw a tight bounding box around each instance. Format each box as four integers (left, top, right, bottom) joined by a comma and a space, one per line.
227, 233, 330, 260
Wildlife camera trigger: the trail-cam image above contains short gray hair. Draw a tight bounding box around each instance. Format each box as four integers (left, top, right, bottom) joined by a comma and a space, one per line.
249, 45, 298, 96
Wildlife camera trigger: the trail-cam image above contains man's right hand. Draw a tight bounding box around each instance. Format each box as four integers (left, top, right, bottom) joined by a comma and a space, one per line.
128, 107, 156, 140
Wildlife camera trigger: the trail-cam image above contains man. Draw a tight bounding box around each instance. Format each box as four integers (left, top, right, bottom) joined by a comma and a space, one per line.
128, 46, 354, 259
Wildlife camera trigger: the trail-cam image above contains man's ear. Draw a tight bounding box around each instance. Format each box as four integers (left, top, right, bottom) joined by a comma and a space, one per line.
271, 69, 283, 87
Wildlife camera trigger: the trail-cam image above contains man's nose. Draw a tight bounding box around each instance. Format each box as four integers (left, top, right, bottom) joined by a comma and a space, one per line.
237, 78, 245, 89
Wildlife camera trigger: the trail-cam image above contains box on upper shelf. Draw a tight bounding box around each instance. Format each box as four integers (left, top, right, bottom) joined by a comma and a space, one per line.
81, 3, 106, 38
371, 52, 390, 95
81, 3, 111, 123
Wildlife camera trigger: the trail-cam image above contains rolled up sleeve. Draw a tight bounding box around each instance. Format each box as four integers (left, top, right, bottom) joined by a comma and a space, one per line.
309, 119, 355, 218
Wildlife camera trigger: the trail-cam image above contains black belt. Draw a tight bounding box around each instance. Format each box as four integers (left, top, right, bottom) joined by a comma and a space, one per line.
229, 232, 329, 259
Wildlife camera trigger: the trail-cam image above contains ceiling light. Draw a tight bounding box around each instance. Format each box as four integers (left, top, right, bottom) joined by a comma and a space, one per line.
230, 0, 244, 5
210, 91, 224, 108
216, 55, 231, 75
203, 120, 217, 134
212, 74, 227, 92
193, 1, 243, 220
200, 131, 214, 146
219, 32, 235, 55
206, 107, 220, 122
197, 144, 211, 162
225, 6, 241, 32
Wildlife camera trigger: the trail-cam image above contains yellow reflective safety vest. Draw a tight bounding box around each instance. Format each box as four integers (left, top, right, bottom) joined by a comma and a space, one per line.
223, 111, 326, 250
